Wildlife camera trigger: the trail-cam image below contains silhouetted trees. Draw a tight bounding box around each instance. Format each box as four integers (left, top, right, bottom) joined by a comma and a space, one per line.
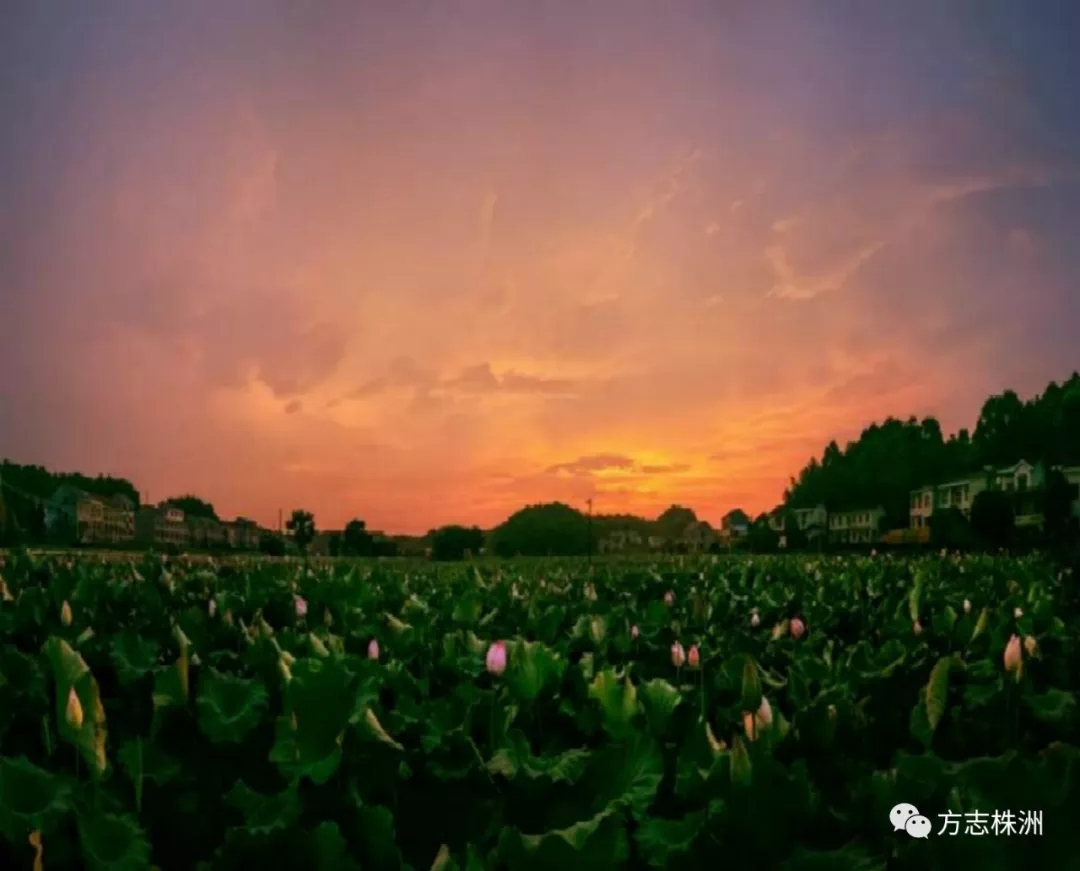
785, 373, 1080, 531
164, 495, 218, 520
286, 509, 316, 554
429, 525, 485, 561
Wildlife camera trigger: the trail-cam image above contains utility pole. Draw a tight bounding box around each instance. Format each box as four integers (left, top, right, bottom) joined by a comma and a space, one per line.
278, 508, 283, 533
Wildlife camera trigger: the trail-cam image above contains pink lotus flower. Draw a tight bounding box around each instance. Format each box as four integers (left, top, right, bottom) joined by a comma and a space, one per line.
687, 644, 700, 668
368, 638, 380, 661
664, 591, 674, 606
1004, 634, 1022, 672
1023, 635, 1038, 657
671, 642, 686, 668
743, 696, 773, 741
790, 617, 806, 639
486, 640, 507, 676
630, 625, 639, 640
294, 596, 308, 619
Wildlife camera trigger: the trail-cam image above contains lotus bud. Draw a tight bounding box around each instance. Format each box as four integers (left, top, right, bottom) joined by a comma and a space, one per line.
61, 600, 73, 627
750, 612, 761, 628
208, 599, 217, 618
963, 599, 971, 614
687, 644, 700, 668
790, 617, 806, 639
295, 596, 308, 619
223, 609, 234, 626
65, 686, 83, 729
744, 696, 773, 740
630, 625, 639, 640
486, 640, 507, 676
670, 642, 686, 668
664, 591, 674, 606
1023, 635, 1038, 657
368, 638, 380, 661
278, 656, 293, 683
1003, 634, 1022, 672
912, 620, 922, 636
0, 577, 12, 602
324, 608, 333, 627
1013, 607, 1023, 619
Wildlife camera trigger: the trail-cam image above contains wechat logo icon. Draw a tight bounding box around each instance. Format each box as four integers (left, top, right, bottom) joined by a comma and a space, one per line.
890, 803, 932, 839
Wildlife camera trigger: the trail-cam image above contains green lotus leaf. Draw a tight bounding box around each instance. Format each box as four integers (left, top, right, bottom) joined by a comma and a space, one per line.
196, 669, 269, 744
504, 640, 564, 704
224, 779, 301, 834
639, 678, 682, 738
634, 811, 705, 869
44, 637, 108, 777
0, 755, 71, 842
77, 809, 152, 871
357, 707, 403, 751
110, 631, 160, 685
588, 669, 639, 738
497, 809, 629, 871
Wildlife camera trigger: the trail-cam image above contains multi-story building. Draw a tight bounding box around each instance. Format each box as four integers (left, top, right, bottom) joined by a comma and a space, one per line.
909, 459, 1080, 531
598, 529, 644, 553
828, 507, 886, 544
793, 505, 828, 542
187, 515, 228, 549
135, 503, 190, 549
681, 520, 717, 552
226, 518, 262, 551
46, 486, 135, 545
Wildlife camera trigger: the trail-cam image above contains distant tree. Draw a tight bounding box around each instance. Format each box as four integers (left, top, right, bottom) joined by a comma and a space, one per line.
326, 532, 342, 557
164, 495, 218, 520
430, 525, 485, 561
656, 505, 698, 540
342, 519, 373, 556
259, 534, 286, 557
1041, 469, 1077, 544
489, 503, 590, 557
286, 509, 316, 555
970, 490, 1015, 548
745, 515, 780, 552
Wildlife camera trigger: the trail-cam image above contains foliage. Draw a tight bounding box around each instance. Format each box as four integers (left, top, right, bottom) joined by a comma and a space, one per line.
163, 495, 219, 521
429, 526, 485, 561
785, 373, 1080, 529
286, 510, 317, 555
489, 504, 592, 557
342, 520, 373, 557
0, 550, 1077, 869
259, 534, 287, 557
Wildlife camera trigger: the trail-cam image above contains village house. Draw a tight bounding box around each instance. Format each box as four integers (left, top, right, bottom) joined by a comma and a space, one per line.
598, 529, 644, 553
225, 518, 262, 551
187, 514, 228, 550
828, 507, 886, 544
45, 486, 136, 545
135, 503, 190, 549
909, 460, 1080, 531
680, 520, 717, 552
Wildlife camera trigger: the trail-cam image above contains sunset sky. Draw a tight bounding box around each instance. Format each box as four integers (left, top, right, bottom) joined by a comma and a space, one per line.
2, 2, 1079, 534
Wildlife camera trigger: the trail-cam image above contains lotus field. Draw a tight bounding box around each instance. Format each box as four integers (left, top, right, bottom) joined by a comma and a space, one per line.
0, 551, 1078, 870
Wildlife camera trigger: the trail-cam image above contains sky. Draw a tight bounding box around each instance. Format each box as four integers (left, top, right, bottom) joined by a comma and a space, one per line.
2, 1, 1079, 534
